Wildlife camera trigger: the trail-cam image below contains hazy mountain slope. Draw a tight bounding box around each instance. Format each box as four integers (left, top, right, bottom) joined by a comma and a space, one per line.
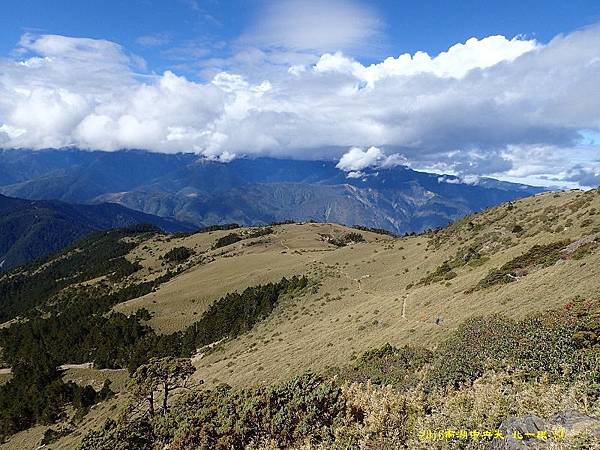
0, 188, 599, 449
0, 194, 194, 271
0, 149, 545, 234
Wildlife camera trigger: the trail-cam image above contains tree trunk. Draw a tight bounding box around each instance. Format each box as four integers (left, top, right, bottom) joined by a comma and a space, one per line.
162, 381, 169, 415
148, 391, 155, 417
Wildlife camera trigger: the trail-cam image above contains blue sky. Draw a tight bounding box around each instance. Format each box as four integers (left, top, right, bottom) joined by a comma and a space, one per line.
0, 0, 599, 188
3, 0, 599, 78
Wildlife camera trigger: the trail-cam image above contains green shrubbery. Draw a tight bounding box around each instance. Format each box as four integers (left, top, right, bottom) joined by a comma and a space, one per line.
213, 227, 274, 249
0, 273, 309, 440
476, 240, 570, 290
212, 233, 242, 249
332, 343, 432, 387
512, 224, 524, 233
246, 226, 274, 239
418, 245, 484, 285
79, 298, 600, 450
79, 418, 155, 450
418, 261, 457, 285
81, 373, 347, 450
180, 275, 309, 351
196, 223, 240, 234
163, 246, 194, 263
428, 299, 597, 390
352, 225, 396, 236
0, 361, 113, 439
330, 232, 365, 247
0, 226, 153, 321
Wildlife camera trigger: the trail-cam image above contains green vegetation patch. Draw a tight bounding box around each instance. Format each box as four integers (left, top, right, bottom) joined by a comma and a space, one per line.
0, 362, 113, 440
212, 227, 274, 250
331, 343, 432, 387
418, 261, 457, 285
427, 298, 598, 390
0, 225, 158, 322
475, 240, 570, 290
80, 373, 346, 450
245, 226, 274, 239
418, 245, 484, 285
330, 232, 365, 247
179, 275, 308, 351
0, 274, 309, 440
196, 223, 240, 234
163, 246, 194, 263
352, 225, 396, 236
212, 233, 242, 249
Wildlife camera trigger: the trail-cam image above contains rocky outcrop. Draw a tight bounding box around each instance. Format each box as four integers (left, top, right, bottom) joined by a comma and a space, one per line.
488, 410, 600, 449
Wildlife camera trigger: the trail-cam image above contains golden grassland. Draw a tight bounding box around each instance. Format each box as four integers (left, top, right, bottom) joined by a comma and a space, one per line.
3, 188, 600, 449
117, 189, 600, 390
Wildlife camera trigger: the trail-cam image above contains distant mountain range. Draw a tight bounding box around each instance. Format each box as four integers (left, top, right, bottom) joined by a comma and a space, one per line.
0, 194, 194, 271
0, 149, 545, 236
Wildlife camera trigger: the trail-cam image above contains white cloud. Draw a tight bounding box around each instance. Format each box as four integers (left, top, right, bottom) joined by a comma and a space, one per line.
314, 35, 538, 86
437, 175, 463, 185
346, 171, 365, 178
336, 146, 406, 172
239, 0, 382, 54
0, 27, 599, 187
336, 146, 383, 171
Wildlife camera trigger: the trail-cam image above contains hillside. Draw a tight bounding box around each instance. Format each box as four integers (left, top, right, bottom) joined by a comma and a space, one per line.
112, 188, 600, 385
0, 188, 599, 449
0, 194, 194, 271
0, 149, 544, 234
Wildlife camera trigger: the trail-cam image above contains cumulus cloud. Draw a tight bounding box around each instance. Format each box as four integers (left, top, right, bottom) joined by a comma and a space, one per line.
0, 26, 600, 187
336, 146, 407, 172
314, 35, 538, 85
336, 146, 383, 171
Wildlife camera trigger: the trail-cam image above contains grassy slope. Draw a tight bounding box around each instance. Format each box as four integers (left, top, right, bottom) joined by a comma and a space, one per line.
118, 189, 600, 390
3, 188, 600, 448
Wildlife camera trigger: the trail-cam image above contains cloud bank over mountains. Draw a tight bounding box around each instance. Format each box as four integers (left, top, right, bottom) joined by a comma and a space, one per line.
0, 21, 599, 187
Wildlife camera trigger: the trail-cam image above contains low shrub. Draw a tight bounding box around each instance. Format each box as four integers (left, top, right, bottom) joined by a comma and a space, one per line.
82, 373, 346, 450
330, 232, 365, 247
476, 240, 569, 289
196, 223, 240, 234
212, 233, 242, 249
351, 225, 396, 236
333, 343, 432, 387
245, 227, 274, 239
163, 247, 194, 263
419, 245, 484, 285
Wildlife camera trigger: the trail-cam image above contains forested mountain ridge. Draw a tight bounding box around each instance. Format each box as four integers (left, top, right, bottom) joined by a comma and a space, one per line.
0, 149, 545, 234
0, 194, 194, 271
1, 188, 599, 449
